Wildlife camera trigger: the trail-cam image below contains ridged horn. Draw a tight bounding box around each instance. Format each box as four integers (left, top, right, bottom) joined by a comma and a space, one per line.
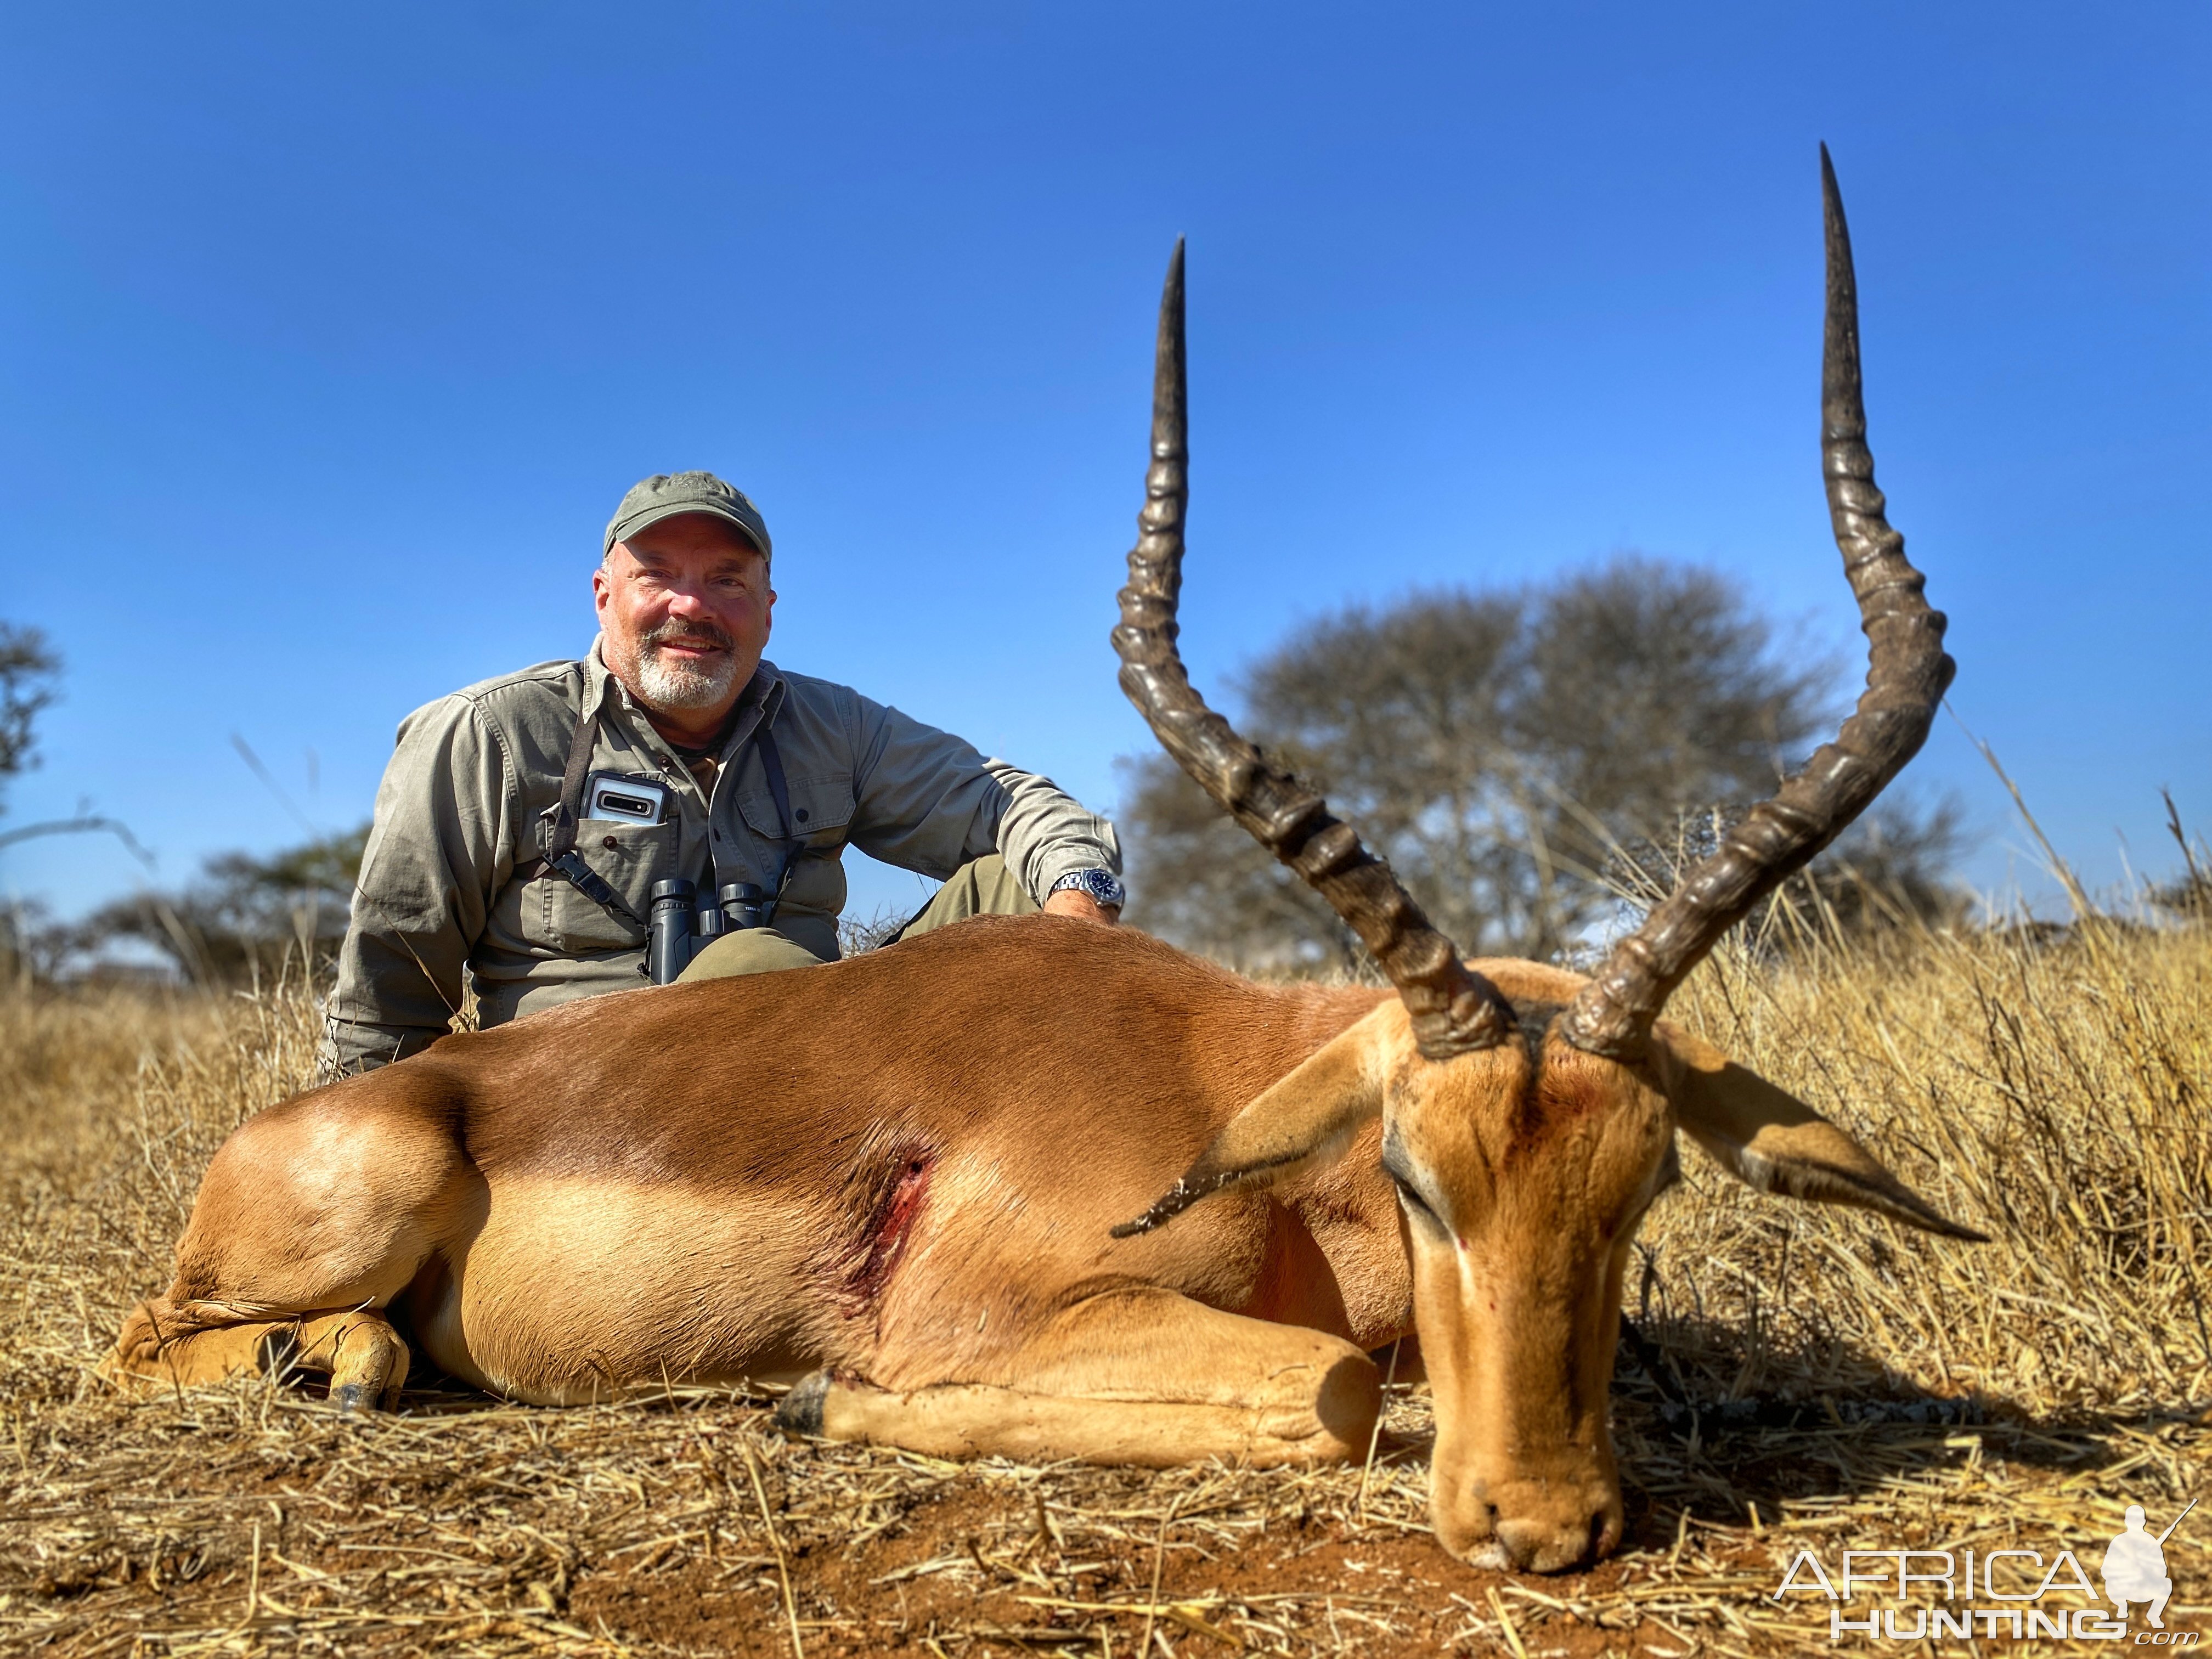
1560, 147, 1956, 1060
1111, 241, 1515, 1060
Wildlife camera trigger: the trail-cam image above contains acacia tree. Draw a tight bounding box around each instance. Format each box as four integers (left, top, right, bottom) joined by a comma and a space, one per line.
0, 623, 63, 983
0, 623, 60, 804
1121, 555, 1964, 972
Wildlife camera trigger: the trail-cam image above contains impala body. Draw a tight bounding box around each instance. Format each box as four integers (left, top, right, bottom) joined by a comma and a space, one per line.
109, 152, 1980, 1575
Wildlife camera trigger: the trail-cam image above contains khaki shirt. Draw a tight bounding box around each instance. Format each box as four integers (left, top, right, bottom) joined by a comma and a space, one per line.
324, 641, 1120, 1072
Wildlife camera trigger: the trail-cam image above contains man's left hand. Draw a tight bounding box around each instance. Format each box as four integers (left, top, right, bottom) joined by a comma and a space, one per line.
1042, 889, 1121, 926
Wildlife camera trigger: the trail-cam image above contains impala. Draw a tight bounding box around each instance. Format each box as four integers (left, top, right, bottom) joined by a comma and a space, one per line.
109, 150, 1978, 1573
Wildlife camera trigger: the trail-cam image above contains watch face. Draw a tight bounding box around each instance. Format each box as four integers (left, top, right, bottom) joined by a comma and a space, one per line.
1055, 869, 1125, 907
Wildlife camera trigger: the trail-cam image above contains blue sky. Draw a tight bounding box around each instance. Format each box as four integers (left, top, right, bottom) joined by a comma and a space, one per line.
2, 3, 2205, 928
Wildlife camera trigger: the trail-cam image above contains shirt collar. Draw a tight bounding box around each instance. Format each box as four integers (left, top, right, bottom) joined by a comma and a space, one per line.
583, 637, 623, 723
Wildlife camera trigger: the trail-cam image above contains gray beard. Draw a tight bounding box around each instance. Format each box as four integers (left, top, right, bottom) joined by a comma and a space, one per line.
632, 642, 740, 712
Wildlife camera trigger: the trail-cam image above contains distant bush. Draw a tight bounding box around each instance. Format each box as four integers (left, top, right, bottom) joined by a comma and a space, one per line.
57, 824, 370, 986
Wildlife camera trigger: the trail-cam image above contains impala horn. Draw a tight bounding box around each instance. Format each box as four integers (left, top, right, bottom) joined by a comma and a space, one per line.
1111, 241, 1515, 1060
1559, 148, 1956, 1062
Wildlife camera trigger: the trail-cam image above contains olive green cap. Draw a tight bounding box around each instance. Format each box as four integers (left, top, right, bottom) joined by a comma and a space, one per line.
603, 471, 772, 563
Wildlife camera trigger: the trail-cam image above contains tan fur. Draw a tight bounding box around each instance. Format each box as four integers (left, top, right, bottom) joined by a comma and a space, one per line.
105, 916, 1970, 1573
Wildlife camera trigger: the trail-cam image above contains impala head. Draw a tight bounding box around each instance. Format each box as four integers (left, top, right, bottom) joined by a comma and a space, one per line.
1110, 149, 1984, 1574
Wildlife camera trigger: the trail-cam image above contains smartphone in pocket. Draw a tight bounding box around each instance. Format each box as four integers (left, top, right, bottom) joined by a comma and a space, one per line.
584, 772, 672, 826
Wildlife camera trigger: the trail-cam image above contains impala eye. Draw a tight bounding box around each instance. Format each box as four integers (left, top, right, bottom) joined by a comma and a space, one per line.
1381, 1155, 1445, 1229
1390, 1172, 1437, 1218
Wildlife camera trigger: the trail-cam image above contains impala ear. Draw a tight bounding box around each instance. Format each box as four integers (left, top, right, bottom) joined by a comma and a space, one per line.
1111, 1002, 1397, 1239
1659, 1026, 1988, 1242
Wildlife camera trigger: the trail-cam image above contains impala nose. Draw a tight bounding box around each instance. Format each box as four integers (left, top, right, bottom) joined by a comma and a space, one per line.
1446, 1480, 1623, 1574
1491, 1504, 1621, 1573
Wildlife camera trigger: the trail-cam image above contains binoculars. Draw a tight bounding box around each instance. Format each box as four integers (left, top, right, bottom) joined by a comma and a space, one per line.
647, 877, 772, 985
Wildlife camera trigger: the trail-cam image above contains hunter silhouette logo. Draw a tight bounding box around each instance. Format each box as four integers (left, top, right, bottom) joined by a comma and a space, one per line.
2104, 1500, 2193, 1631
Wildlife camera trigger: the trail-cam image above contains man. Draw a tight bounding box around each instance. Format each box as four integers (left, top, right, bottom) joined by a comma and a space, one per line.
2102, 1505, 2172, 1628
323, 471, 1124, 1074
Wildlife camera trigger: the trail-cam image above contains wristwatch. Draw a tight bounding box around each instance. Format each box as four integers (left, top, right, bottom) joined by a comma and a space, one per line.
1049, 868, 1127, 910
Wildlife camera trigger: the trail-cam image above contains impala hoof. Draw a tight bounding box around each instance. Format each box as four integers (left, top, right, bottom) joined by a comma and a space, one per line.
775, 1370, 832, 1437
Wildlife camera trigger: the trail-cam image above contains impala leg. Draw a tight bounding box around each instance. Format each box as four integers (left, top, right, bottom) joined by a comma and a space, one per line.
104, 1069, 477, 1412
776, 1290, 1381, 1468
106, 1300, 413, 1412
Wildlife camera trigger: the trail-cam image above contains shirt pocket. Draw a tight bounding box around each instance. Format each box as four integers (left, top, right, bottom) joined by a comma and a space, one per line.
736, 771, 856, 850
539, 820, 675, 953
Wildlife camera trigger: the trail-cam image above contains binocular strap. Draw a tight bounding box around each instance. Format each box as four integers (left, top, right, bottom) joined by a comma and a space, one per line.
752, 724, 799, 921
538, 701, 649, 931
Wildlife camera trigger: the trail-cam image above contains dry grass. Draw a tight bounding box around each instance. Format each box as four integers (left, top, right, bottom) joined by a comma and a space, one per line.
2, 923, 2208, 1656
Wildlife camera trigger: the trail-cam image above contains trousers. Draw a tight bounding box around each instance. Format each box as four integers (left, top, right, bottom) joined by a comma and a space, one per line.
676, 853, 1040, 981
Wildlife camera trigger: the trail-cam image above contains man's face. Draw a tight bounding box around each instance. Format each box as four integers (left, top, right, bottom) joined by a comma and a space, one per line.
594, 514, 775, 726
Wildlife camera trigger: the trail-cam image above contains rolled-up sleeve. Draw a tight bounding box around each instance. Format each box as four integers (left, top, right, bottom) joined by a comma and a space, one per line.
323, 696, 517, 1074
980, 758, 1121, 901
844, 695, 1119, 901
